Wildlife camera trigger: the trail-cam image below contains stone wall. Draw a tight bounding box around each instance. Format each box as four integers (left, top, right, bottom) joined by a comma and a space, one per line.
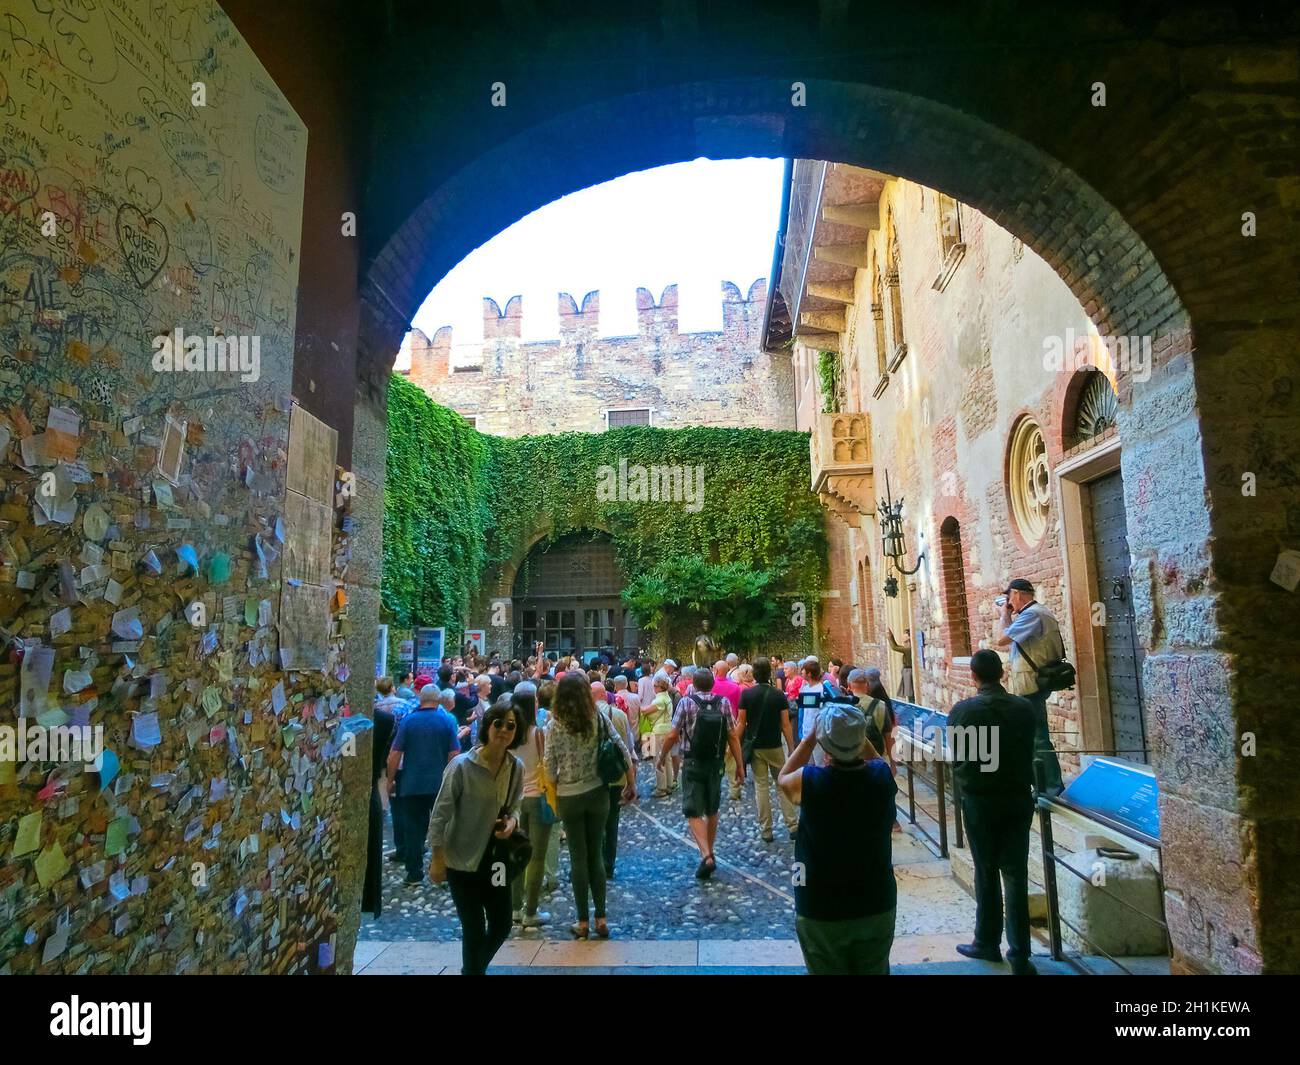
0, 0, 355, 976
402, 281, 794, 436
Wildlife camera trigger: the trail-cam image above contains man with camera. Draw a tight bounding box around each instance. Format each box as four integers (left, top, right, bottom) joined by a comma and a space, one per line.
994, 578, 1065, 796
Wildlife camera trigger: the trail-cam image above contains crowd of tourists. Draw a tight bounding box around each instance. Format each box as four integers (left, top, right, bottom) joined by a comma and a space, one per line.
365, 577, 1062, 976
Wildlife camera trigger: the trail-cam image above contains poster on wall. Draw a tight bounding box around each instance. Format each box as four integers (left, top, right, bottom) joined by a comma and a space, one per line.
376, 624, 388, 679
463, 629, 486, 657
415, 627, 445, 674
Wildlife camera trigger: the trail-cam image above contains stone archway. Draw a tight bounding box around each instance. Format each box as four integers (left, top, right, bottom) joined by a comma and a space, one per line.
354, 78, 1290, 975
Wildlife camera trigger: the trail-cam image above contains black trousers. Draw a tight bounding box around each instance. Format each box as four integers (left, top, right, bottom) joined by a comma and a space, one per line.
603, 784, 623, 877
396, 794, 436, 880
961, 792, 1034, 962
446, 847, 514, 975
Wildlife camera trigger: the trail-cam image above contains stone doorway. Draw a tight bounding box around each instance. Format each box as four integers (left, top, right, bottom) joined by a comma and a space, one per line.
512, 533, 643, 662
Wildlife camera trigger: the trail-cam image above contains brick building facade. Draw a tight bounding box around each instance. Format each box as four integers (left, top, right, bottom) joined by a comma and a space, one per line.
401, 280, 794, 435
768, 162, 1135, 780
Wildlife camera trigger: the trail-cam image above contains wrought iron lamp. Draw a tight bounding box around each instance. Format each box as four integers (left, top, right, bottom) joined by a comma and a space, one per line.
878, 470, 925, 577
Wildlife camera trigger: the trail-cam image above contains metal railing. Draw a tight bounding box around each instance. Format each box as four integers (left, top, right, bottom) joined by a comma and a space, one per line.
1034, 758, 1171, 975
890, 699, 963, 858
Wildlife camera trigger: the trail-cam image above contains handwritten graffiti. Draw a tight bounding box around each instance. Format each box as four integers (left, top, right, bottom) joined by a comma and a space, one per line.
114, 202, 169, 288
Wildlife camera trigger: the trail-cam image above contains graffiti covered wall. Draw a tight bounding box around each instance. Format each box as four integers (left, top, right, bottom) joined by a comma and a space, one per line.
0, 0, 355, 974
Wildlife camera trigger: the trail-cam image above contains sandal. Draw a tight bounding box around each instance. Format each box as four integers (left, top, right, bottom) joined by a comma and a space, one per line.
569, 922, 589, 939
594, 920, 610, 939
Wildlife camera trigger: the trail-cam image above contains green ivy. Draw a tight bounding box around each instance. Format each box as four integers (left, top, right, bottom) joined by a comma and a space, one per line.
818, 350, 840, 413
383, 375, 827, 646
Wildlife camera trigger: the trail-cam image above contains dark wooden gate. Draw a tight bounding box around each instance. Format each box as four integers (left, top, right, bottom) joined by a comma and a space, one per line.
1088, 470, 1147, 761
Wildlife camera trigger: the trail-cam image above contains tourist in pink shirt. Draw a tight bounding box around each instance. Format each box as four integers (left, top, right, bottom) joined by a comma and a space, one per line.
708, 660, 744, 802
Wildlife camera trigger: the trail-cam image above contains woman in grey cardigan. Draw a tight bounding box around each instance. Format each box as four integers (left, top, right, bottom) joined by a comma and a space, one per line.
429, 698, 525, 975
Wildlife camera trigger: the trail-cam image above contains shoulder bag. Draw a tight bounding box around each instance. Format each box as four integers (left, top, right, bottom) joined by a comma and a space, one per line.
488, 757, 532, 882
595, 710, 627, 785
1012, 635, 1076, 693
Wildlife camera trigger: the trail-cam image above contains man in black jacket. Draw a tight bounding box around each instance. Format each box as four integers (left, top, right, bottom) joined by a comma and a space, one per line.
947, 649, 1038, 974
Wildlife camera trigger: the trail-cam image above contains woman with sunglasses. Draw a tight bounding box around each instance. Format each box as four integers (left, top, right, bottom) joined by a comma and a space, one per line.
428, 696, 525, 975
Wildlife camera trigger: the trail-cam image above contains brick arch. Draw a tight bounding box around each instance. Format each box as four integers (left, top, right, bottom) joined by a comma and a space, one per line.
357, 79, 1189, 375
355, 75, 1294, 975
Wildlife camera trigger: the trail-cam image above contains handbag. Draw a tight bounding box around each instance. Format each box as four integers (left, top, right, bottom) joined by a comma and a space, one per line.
595, 710, 627, 786
488, 758, 532, 882
534, 730, 559, 824
1012, 638, 1076, 693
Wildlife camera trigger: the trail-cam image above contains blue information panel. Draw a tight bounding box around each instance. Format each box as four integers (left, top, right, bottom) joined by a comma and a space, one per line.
415, 627, 444, 675
1061, 757, 1160, 840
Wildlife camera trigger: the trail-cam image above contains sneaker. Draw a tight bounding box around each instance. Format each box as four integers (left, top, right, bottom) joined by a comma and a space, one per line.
569, 923, 589, 939
512, 910, 523, 924
651, 789, 669, 799
522, 912, 551, 928
402, 875, 422, 886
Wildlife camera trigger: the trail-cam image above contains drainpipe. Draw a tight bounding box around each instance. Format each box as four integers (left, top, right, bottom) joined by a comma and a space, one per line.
760, 157, 793, 354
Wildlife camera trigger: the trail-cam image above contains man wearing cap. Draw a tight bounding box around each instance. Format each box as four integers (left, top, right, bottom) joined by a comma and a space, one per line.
995, 578, 1065, 796
777, 702, 897, 974
948, 649, 1038, 974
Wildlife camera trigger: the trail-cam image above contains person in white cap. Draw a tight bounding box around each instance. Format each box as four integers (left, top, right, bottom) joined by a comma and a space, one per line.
778, 702, 897, 974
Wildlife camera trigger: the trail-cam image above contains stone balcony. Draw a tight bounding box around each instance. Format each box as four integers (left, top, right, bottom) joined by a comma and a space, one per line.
810, 411, 874, 524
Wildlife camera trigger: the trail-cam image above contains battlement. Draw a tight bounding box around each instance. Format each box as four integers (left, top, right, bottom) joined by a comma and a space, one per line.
404, 280, 767, 361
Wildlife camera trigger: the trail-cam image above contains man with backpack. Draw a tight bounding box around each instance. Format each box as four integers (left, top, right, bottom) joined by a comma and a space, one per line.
846, 668, 895, 776
655, 668, 745, 879
994, 578, 1067, 796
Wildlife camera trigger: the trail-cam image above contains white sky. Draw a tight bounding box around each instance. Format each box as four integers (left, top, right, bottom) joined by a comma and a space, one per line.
395, 158, 785, 369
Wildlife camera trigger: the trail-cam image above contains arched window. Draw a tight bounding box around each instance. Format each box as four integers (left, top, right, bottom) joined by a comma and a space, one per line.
939, 517, 972, 658
1008, 416, 1051, 546
1064, 368, 1119, 450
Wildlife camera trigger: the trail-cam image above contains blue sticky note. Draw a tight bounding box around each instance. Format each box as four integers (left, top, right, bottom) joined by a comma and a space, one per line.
97, 749, 119, 791
177, 544, 199, 575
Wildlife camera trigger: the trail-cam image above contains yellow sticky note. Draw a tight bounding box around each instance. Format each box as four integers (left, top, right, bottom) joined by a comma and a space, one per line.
35, 842, 71, 888
13, 811, 41, 857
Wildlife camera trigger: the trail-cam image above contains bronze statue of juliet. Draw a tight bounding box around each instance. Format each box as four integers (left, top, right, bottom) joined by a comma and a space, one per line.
692, 618, 722, 668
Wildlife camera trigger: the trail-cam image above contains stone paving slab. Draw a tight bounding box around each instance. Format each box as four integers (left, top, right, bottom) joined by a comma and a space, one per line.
352, 938, 1097, 975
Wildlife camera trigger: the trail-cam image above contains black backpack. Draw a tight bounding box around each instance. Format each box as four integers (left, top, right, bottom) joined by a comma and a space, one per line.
688, 693, 728, 762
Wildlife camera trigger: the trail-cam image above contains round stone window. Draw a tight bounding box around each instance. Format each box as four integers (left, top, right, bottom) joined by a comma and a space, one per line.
1008, 417, 1051, 545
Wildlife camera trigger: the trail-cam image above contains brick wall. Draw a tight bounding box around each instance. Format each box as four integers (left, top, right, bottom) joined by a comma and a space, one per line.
401, 280, 794, 436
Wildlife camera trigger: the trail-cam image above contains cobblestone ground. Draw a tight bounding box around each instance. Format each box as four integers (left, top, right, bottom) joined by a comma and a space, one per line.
359, 761, 977, 942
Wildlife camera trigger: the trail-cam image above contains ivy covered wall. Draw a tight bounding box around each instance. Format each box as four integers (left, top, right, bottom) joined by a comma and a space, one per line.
383, 375, 827, 652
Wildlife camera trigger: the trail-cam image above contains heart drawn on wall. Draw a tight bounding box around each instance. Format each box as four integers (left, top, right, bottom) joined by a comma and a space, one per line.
115, 203, 170, 289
